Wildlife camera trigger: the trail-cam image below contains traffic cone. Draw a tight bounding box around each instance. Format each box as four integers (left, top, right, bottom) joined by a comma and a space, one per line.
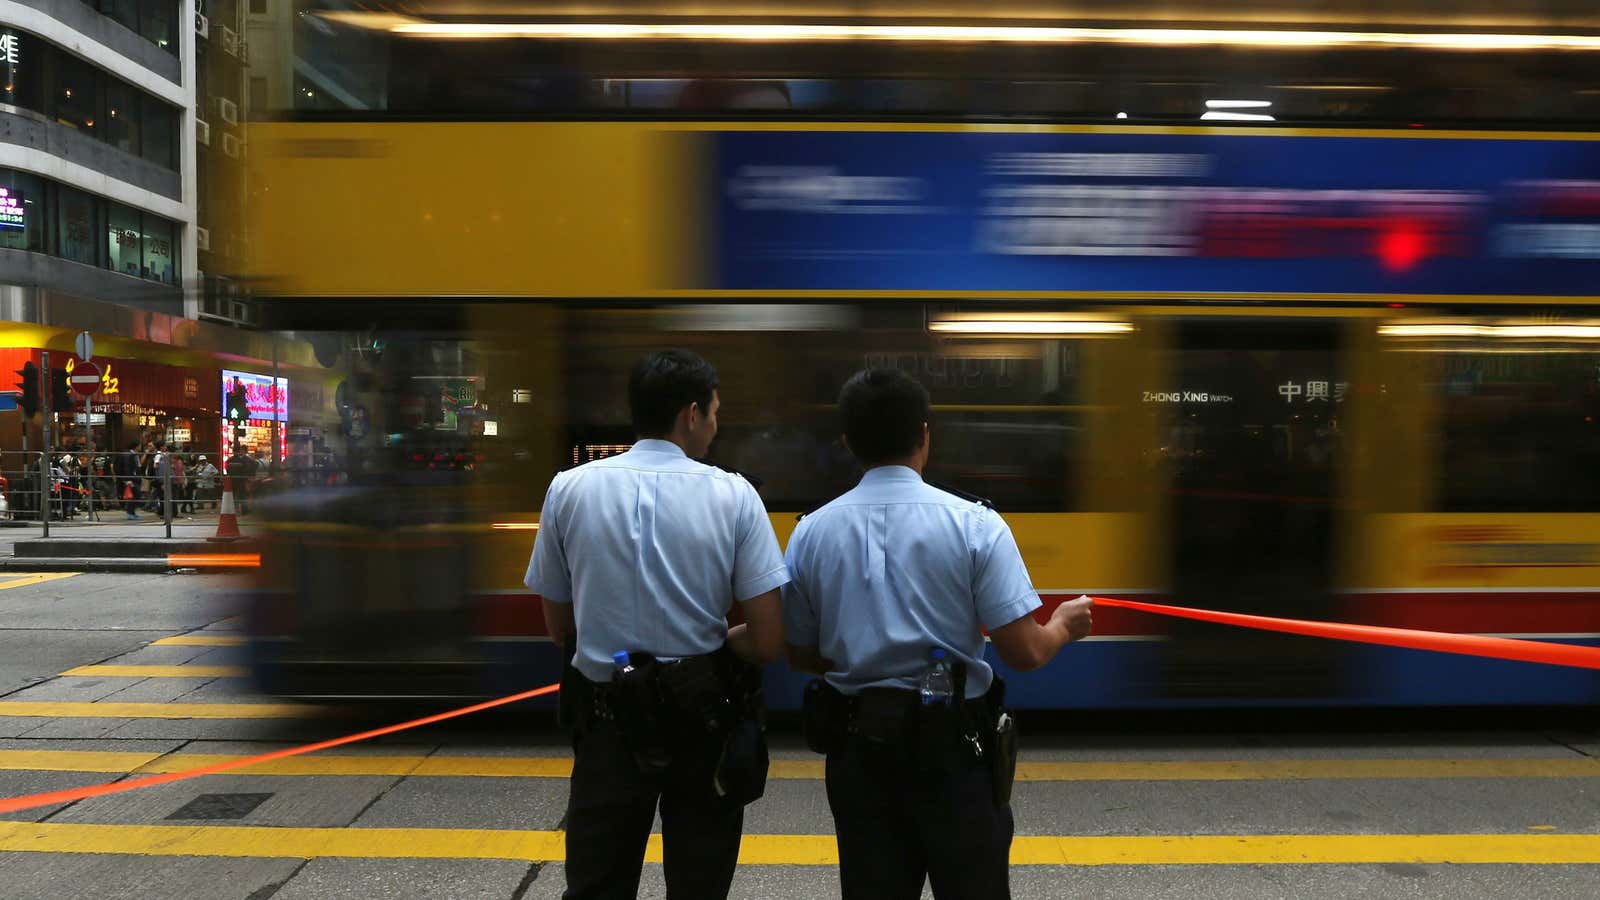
209, 475, 242, 542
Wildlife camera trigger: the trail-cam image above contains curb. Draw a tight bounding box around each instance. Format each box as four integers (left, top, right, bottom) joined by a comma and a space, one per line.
0, 557, 256, 573
11, 540, 260, 559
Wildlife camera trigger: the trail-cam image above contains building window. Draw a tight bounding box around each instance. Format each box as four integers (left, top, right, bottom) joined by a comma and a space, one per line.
249, 76, 268, 112
96, 0, 140, 37
53, 51, 99, 134
103, 79, 141, 156
107, 201, 143, 278
137, 0, 176, 51
0, 28, 180, 170
56, 184, 102, 266
84, 1, 178, 56
2, 30, 36, 110
0, 170, 44, 253
141, 214, 176, 285
250, 0, 269, 15
141, 94, 176, 169
3, 167, 180, 287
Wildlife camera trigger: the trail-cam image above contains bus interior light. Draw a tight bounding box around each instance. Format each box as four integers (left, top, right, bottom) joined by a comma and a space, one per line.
668, 304, 859, 331
1378, 322, 1600, 340
929, 319, 1133, 336
340, 20, 1600, 52
1205, 99, 1273, 108
1201, 111, 1277, 121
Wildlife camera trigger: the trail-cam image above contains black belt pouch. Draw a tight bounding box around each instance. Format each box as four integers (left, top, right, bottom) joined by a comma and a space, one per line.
801, 679, 844, 754
660, 658, 734, 733
610, 654, 671, 775
557, 641, 581, 732
991, 712, 1019, 808
714, 715, 770, 805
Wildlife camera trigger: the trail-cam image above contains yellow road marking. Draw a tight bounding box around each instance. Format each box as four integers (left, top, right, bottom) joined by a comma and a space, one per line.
0, 751, 1594, 780
0, 573, 80, 590
2, 822, 1599, 865
0, 702, 311, 719
59, 665, 246, 679
150, 635, 244, 647
0, 749, 166, 774
1014, 758, 1600, 781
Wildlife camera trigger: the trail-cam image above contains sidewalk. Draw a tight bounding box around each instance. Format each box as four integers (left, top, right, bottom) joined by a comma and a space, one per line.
0, 511, 258, 572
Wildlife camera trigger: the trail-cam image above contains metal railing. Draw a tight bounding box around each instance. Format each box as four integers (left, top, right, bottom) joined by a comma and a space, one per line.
0, 450, 255, 539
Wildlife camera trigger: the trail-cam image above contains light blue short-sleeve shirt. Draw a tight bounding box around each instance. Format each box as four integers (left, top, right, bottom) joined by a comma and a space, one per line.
525, 439, 790, 682
782, 466, 1041, 699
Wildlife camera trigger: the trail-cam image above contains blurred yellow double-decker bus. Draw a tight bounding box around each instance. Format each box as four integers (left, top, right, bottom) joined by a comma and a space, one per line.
237, 5, 1600, 708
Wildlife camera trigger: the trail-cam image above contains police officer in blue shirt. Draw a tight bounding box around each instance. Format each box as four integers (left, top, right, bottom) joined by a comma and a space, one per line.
783, 367, 1093, 900
526, 349, 789, 900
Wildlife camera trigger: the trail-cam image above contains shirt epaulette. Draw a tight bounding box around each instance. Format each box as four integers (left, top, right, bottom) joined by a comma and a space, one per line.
924, 479, 994, 510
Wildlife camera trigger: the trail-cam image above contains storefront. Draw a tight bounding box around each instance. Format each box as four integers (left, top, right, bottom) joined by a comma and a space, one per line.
0, 349, 221, 455
221, 369, 288, 467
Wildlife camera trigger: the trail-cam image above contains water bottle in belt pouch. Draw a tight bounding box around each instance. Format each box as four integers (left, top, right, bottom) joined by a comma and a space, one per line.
610, 651, 672, 775
913, 648, 974, 772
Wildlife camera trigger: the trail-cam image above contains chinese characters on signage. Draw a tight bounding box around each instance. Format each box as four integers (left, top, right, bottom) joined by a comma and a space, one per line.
1278, 381, 1349, 403
0, 187, 24, 231
221, 370, 289, 422
0, 33, 19, 66
63, 358, 119, 395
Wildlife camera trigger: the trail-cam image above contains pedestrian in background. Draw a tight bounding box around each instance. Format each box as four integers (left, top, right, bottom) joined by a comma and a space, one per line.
138, 441, 157, 512
228, 448, 256, 513
783, 368, 1093, 900
117, 441, 141, 519
171, 452, 190, 517
193, 456, 219, 510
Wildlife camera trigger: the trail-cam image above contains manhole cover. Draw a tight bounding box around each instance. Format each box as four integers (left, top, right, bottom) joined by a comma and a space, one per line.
167, 792, 274, 821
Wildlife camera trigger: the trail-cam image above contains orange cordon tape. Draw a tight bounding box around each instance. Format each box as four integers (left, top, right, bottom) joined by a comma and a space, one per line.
0, 683, 560, 815
2, 599, 1597, 815
1092, 597, 1600, 670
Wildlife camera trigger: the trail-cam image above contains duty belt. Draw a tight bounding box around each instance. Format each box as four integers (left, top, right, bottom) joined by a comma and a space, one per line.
840, 686, 994, 745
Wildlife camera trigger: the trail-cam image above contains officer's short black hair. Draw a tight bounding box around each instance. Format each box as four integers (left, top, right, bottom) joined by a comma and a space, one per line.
629, 349, 719, 437
839, 368, 930, 465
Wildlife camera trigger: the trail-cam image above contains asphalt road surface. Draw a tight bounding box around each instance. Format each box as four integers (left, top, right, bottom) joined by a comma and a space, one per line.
1, 572, 1597, 899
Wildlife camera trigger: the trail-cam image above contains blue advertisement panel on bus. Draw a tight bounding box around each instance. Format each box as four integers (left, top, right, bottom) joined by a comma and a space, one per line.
714, 130, 1600, 296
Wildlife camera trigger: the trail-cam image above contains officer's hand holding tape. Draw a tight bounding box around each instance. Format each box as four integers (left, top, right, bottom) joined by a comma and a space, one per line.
1053, 595, 1094, 643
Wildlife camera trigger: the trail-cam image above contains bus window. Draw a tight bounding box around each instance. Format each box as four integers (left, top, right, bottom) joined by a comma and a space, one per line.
1430, 350, 1600, 512
565, 305, 1092, 512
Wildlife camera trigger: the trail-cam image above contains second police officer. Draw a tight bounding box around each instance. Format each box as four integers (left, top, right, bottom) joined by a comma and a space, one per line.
783, 367, 1095, 900
525, 349, 789, 900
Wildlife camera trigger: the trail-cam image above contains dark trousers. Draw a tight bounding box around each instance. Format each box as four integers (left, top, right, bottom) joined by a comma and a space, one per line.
563, 719, 743, 900
825, 740, 1014, 900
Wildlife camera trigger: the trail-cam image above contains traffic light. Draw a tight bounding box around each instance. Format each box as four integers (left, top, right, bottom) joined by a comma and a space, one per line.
226, 384, 250, 424
50, 366, 71, 410
13, 362, 38, 417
